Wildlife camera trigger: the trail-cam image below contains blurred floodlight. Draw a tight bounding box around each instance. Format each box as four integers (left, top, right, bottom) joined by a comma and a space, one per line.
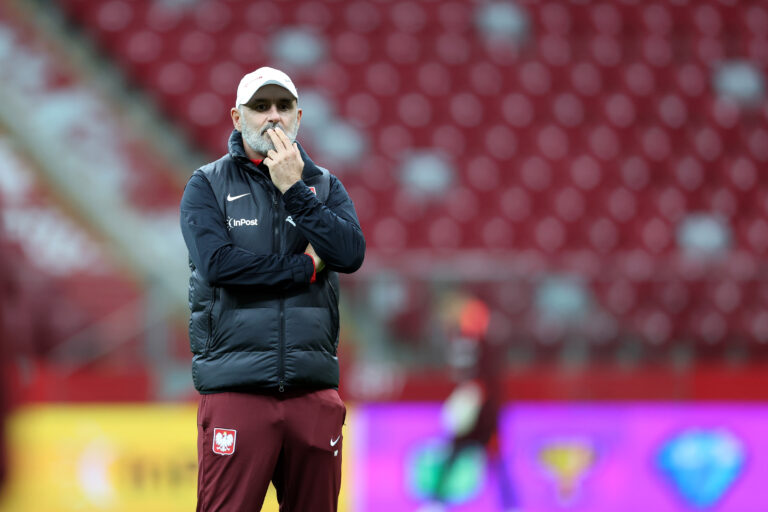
297, 90, 367, 167
157, 0, 197, 7
713, 60, 765, 106
535, 275, 591, 322
313, 120, 366, 165
475, 1, 530, 43
367, 272, 407, 319
271, 27, 326, 68
677, 213, 731, 256
5, 208, 107, 275
399, 150, 455, 197
295, 89, 336, 132
0, 140, 33, 197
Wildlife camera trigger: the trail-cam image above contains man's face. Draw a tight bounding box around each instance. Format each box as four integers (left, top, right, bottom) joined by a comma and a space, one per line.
232, 84, 302, 157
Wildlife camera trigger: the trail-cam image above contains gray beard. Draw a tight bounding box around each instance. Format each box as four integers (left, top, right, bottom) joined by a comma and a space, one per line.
241, 120, 298, 155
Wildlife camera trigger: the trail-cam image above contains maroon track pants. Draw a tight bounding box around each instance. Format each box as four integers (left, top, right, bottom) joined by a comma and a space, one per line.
196, 389, 346, 512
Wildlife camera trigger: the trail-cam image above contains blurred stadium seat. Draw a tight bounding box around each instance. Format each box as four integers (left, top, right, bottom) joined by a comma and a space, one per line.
0, 127, 145, 365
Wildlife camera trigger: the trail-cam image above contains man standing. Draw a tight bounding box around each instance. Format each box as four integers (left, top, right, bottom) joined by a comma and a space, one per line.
180, 66, 365, 511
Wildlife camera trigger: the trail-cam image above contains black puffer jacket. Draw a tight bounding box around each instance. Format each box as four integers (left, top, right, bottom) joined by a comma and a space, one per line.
180, 130, 365, 393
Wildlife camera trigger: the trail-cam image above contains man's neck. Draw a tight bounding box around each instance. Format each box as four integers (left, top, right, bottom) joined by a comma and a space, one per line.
241, 135, 266, 161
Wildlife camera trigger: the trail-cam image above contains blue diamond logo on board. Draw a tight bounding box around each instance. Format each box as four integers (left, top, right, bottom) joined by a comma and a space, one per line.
657, 428, 745, 508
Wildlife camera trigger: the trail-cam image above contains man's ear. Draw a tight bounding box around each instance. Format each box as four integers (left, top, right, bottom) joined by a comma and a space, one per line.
231, 107, 241, 131
296, 108, 303, 129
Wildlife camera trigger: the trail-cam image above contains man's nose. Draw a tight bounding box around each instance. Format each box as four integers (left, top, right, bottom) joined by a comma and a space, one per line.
266, 105, 281, 122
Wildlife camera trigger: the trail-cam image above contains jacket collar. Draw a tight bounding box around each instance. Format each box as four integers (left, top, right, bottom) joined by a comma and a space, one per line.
228, 129, 322, 180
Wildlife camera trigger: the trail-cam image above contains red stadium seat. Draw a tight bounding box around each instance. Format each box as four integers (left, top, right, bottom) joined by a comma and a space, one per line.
636, 309, 673, 346
693, 4, 724, 37
534, 216, 566, 253
586, 216, 619, 254
518, 60, 553, 96
747, 127, 768, 162
389, 1, 428, 34
693, 36, 726, 65
604, 93, 637, 128
429, 124, 466, 158
674, 64, 708, 98
539, 33, 572, 67
539, 2, 572, 35
589, 3, 622, 36
96, 0, 139, 33
600, 277, 638, 316
501, 92, 535, 127
482, 216, 514, 249
691, 127, 724, 162
428, 216, 463, 250
440, 187, 480, 225
154, 61, 195, 96
294, 1, 333, 30
520, 156, 553, 192
642, 35, 674, 69
144, 2, 184, 32
434, 32, 472, 66
553, 187, 586, 223
465, 155, 501, 191
588, 124, 620, 161
642, 4, 673, 35
187, 92, 228, 127
437, 2, 473, 33
499, 186, 532, 224
372, 216, 409, 251
194, 1, 232, 33
386, 32, 422, 65
483, 125, 517, 161
343, 92, 381, 128
537, 124, 570, 161
125, 29, 164, 65
743, 5, 768, 36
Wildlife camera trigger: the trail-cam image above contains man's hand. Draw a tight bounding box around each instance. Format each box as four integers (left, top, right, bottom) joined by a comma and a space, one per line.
305, 243, 325, 273
264, 128, 304, 193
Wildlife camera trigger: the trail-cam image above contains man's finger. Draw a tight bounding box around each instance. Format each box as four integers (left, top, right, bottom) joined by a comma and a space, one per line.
273, 128, 293, 153
275, 128, 292, 147
266, 129, 283, 151
267, 129, 288, 151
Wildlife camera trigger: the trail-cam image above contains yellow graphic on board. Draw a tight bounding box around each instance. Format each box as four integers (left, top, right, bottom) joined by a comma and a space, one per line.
0, 404, 352, 512
538, 439, 596, 504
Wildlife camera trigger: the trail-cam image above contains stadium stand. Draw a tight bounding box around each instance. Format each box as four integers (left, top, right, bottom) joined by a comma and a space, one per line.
0, 0, 764, 401
0, 0, 196, 400
49, 0, 768, 355
0, 127, 146, 371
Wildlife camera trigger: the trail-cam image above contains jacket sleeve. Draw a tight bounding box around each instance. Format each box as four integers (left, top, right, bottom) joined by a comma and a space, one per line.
180, 173, 314, 287
282, 176, 366, 273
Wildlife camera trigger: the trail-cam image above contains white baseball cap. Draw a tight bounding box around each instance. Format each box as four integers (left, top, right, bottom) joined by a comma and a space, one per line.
235, 66, 298, 107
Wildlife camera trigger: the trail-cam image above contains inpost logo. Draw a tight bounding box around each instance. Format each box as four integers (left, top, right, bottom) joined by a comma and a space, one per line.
227, 217, 259, 230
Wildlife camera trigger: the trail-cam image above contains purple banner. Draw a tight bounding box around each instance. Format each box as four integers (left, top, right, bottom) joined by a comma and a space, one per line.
352, 403, 768, 512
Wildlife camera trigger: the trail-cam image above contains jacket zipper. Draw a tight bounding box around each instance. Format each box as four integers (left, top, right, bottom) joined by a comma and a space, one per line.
272, 190, 286, 392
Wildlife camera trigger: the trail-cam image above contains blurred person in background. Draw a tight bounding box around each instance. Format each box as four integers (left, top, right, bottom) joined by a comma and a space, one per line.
420, 291, 517, 512
0, 202, 16, 495
179, 66, 365, 511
